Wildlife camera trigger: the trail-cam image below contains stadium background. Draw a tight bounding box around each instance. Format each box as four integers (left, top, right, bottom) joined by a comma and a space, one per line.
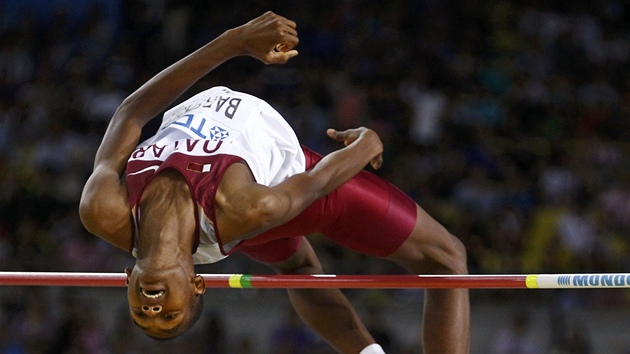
0, 0, 629, 353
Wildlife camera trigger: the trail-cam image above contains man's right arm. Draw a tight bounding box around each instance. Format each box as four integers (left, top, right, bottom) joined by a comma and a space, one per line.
79, 11, 300, 251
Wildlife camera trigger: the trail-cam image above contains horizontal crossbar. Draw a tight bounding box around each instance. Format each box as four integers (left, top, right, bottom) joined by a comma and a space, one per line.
0, 272, 628, 289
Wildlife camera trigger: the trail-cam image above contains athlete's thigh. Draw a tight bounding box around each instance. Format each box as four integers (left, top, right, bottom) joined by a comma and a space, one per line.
237, 236, 304, 264
322, 169, 418, 257
240, 237, 325, 275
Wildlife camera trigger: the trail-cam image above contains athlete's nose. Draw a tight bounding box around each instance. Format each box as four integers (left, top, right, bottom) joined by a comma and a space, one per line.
142, 305, 163, 316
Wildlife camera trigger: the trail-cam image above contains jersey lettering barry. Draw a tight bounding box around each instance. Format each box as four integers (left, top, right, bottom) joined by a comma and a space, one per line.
126, 87, 306, 264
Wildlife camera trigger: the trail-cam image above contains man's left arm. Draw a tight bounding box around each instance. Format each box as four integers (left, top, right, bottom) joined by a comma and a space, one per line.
216, 127, 384, 241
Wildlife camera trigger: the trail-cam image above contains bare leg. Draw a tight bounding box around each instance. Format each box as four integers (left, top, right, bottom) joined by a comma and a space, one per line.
387, 205, 470, 354
268, 239, 375, 354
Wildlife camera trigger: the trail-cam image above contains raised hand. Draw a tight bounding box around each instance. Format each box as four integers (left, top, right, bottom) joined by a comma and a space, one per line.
231, 11, 299, 64
327, 127, 384, 170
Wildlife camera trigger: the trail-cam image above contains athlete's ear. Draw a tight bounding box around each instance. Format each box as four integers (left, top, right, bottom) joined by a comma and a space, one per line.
191, 274, 206, 296
124, 267, 132, 286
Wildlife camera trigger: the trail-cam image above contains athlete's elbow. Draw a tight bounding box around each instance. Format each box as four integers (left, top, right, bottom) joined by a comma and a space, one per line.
246, 194, 292, 231
78, 191, 117, 237
78, 195, 101, 236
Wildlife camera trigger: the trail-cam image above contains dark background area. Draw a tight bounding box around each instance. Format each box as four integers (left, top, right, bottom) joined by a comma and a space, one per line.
1, 0, 630, 353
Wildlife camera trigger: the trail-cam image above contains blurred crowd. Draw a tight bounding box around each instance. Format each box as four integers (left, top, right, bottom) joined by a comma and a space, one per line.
1, 0, 630, 352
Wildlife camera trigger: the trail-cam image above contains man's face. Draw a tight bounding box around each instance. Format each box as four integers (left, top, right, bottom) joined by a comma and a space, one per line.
125, 266, 205, 338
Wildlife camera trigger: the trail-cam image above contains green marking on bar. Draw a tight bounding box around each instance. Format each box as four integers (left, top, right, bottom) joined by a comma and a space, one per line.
240, 274, 252, 288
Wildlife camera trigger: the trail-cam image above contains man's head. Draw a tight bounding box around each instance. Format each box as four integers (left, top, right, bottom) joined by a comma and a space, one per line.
125, 266, 206, 339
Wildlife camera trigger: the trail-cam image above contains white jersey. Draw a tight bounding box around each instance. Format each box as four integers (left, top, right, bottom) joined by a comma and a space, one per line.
128, 86, 305, 264
137, 86, 306, 186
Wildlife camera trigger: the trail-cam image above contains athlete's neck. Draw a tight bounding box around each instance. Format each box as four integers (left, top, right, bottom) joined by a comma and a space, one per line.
136, 170, 196, 267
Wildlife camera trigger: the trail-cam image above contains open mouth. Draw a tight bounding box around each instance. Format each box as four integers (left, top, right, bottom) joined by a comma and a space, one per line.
141, 288, 165, 299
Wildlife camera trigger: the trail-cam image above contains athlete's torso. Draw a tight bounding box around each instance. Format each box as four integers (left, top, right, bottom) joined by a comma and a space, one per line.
125, 86, 306, 264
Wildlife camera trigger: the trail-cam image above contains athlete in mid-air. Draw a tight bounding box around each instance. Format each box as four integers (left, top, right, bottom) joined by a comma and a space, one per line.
79, 11, 470, 354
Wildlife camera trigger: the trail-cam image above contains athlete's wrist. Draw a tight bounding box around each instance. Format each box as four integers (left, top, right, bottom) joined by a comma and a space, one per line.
220, 28, 247, 58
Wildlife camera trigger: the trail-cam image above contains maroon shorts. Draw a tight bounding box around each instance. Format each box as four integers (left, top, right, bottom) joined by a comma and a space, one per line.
237, 146, 418, 263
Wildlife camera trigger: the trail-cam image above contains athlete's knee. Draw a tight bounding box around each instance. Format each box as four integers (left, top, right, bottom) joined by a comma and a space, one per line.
447, 234, 468, 275
392, 232, 468, 276
422, 233, 467, 275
